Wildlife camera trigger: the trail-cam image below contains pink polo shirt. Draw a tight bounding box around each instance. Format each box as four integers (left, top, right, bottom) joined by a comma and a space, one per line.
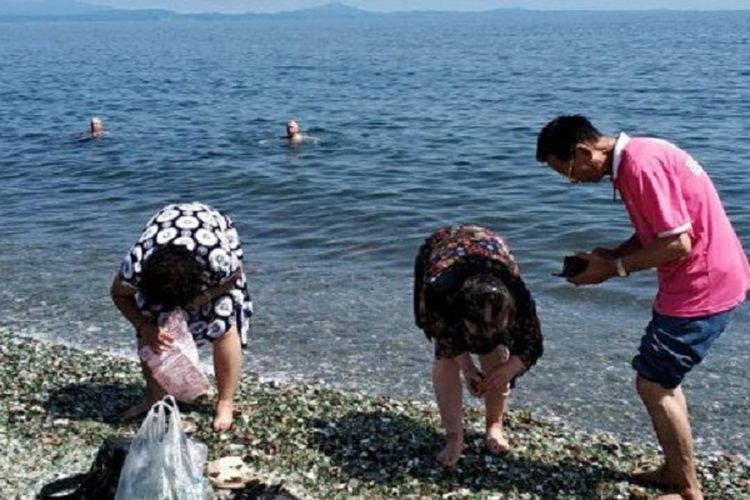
612, 133, 750, 317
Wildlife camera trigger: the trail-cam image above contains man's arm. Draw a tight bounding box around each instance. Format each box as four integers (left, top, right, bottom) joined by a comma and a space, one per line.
614, 233, 643, 258
620, 232, 691, 274
570, 232, 691, 285
593, 233, 643, 259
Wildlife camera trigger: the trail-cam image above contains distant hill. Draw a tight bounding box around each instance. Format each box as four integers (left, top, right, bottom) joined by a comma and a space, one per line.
3, 0, 743, 22
181, 2, 373, 21
490, 0, 749, 9
273, 2, 371, 19
0, 0, 374, 22
0, 0, 110, 16
0, 0, 177, 20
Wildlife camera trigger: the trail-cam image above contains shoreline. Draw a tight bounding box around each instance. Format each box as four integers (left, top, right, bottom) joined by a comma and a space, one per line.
1, 329, 747, 499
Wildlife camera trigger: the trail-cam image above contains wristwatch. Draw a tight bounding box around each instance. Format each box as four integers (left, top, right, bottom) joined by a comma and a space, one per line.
614, 257, 629, 277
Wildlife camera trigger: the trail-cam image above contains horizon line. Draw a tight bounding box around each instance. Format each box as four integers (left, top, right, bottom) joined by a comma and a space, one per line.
75, 1, 750, 15
5, 1, 750, 17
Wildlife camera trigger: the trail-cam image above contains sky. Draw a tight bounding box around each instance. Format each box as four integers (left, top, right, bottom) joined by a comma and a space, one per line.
84, 0, 750, 14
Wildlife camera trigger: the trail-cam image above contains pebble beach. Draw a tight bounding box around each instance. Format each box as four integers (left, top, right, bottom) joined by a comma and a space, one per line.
1, 330, 748, 499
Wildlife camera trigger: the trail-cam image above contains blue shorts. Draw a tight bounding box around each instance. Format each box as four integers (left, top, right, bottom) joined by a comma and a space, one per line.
632, 309, 733, 389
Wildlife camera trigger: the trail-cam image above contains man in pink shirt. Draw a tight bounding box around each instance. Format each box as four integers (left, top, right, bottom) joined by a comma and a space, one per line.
536, 115, 750, 500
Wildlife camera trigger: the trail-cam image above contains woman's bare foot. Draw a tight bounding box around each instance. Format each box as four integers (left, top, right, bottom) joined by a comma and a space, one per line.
120, 397, 159, 420
486, 422, 510, 454
437, 432, 464, 467
213, 400, 234, 431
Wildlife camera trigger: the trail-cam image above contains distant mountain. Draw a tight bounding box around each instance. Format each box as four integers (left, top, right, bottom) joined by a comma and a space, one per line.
0, 0, 177, 21
274, 2, 371, 18
181, 2, 373, 21
5, 1, 740, 23
0, 0, 110, 15
0, 0, 176, 22
0, 1, 373, 21
486, 0, 749, 9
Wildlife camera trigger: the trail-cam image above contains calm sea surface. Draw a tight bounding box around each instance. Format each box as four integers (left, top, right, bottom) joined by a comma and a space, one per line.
1, 11, 748, 453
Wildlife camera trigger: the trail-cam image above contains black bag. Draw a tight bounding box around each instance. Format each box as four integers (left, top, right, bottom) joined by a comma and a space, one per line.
233, 483, 299, 500
37, 437, 132, 500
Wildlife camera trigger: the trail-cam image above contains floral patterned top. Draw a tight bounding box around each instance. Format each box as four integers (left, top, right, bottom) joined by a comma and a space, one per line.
413, 225, 543, 371
118, 202, 253, 347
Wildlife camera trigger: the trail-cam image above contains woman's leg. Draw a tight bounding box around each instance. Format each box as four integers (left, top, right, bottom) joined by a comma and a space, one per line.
212, 325, 242, 431
121, 338, 166, 419
479, 350, 511, 454
433, 357, 464, 466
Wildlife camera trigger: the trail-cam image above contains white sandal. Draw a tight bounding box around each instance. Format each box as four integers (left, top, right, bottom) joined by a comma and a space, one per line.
207, 456, 254, 490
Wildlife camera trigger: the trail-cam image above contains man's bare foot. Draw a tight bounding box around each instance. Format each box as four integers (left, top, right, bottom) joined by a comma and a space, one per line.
656, 491, 703, 500
213, 400, 234, 431
486, 422, 510, 454
120, 397, 159, 420
437, 433, 464, 467
633, 466, 703, 500
632, 465, 670, 488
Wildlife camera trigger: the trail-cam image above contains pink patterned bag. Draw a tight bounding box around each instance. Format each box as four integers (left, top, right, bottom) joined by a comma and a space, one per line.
138, 309, 210, 402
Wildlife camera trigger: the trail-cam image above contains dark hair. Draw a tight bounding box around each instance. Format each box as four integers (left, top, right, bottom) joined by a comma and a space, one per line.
425, 270, 516, 332
536, 115, 602, 162
140, 245, 204, 311
457, 274, 516, 330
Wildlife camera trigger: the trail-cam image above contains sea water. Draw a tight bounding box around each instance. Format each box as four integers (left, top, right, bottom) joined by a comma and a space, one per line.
0, 10, 748, 453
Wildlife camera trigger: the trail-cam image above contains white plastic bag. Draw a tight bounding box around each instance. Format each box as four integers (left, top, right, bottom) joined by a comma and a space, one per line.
115, 396, 214, 500
139, 308, 210, 402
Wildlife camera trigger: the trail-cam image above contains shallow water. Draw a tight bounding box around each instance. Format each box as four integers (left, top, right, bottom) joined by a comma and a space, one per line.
1, 11, 749, 453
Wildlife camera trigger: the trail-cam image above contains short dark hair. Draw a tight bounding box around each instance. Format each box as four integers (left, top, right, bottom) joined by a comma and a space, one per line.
140, 245, 205, 311
536, 115, 602, 162
425, 270, 516, 331
458, 273, 516, 329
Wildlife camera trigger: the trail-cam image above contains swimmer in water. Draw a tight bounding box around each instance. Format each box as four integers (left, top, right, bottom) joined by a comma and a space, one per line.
90, 117, 104, 139
283, 119, 313, 144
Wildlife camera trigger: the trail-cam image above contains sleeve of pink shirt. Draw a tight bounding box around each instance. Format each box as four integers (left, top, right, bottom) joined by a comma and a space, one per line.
619, 156, 692, 238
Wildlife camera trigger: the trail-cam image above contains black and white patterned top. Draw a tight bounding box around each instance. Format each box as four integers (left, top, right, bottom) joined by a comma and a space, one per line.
118, 202, 253, 347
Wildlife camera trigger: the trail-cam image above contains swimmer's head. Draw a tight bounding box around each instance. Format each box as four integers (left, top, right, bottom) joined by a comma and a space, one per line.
90, 117, 103, 137
286, 119, 300, 138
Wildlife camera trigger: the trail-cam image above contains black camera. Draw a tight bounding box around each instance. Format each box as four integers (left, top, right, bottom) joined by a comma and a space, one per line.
554, 255, 589, 278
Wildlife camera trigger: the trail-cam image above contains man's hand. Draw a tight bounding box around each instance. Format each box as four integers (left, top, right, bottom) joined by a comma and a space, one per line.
567, 251, 616, 286
140, 323, 174, 354
592, 247, 618, 260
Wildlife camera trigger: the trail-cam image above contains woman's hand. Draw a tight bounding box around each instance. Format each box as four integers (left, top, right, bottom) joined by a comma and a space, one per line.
463, 366, 484, 397
457, 354, 484, 397
139, 322, 174, 354
480, 365, 512, 395
480, 355, 524, 395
